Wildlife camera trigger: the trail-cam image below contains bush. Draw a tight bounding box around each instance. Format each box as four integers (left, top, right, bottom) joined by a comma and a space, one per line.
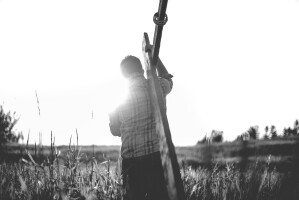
197, 136, 208, 144
210, 130, 223, 143
0, 106, 21, 149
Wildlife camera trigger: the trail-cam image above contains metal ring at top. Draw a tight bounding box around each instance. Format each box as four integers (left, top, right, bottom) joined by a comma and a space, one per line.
153, 12, 168, 26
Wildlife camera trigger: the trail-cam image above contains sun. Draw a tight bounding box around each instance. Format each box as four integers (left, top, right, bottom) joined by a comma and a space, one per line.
103, 79, 128, 114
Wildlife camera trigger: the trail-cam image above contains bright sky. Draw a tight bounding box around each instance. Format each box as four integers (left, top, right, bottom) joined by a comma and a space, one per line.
1, 0, 299, 146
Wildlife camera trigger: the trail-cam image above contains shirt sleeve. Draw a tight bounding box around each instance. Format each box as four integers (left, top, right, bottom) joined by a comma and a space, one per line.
158, 77, 173, 96
109, 109, 121, 137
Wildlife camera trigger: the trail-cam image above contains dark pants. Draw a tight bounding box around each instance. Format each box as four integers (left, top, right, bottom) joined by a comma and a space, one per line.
121, 152, 169, 200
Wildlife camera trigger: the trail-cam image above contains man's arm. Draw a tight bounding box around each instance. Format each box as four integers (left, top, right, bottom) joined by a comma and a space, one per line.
146, 44, 173, 80
156, 57, 173, 95
156, 57, 173, 80
109, 110, 121, 137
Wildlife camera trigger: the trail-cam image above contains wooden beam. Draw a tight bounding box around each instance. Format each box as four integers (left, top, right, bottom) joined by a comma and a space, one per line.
142, 32, 185, 200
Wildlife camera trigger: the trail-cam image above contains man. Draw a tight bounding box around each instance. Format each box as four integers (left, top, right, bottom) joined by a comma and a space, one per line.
109, 54, 173, 200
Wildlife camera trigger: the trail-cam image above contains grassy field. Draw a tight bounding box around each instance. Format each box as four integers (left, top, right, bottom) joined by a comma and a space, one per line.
4, 137, 298, 162
1, 138, 299, 199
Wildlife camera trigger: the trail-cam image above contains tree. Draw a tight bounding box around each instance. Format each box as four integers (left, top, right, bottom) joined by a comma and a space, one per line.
197, 135, 208, 144
263, 133, 269, 140
283, 127, 293, 137
265, 126, 269, 134
198, 130, 223, 144
0, 106, 21, 149
263, 126, 269, 139
270, 125, 277, 139
282, 120, 299, 138
210, 130, 223, 143
247, 126, 259, 140
235, 126, 259, 141
283, 127, 288, 137
235, 132, 247, 141
235, 133, 247, 141
293, 119, 299, 135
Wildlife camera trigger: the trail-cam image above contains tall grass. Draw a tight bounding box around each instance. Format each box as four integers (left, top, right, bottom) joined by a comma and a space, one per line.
182, 162, 282, 200
0, 132, 122, 200
1, 128, 299, 200
1, 138, 299, 200
0, 157, 291, 200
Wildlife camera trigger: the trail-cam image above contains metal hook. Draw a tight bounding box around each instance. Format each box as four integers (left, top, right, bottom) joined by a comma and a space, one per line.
153, 12, 168, 26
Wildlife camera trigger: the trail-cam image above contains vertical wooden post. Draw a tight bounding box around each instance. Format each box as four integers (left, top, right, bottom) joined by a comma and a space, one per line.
142, 33, 185, 200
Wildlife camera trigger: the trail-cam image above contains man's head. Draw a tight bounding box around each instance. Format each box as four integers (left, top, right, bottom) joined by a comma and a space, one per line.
120, 55, 144, 78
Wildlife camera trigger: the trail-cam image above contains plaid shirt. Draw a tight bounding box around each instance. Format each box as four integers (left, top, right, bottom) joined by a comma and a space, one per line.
109, 73, 173, 158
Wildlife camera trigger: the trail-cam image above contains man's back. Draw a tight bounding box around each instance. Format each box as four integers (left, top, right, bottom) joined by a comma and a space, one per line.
110, 73, 172, 158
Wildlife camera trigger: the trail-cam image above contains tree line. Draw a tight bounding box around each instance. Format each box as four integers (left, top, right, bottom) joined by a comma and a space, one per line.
198, 119, 299, 144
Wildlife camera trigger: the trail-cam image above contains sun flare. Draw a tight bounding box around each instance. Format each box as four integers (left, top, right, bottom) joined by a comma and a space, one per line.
104, 79, 128, 114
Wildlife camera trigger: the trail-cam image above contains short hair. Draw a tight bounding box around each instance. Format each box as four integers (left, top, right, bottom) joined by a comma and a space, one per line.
120, 55, 144, 78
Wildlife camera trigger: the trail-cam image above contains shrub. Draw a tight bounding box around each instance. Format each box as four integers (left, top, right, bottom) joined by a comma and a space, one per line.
210, 130, 223, 143
0, 106, 21, 150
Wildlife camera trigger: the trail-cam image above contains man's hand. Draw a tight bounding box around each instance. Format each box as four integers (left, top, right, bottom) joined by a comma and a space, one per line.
142, 37, 173, 79
144, 43, 153, 53
156, 57, 173, 80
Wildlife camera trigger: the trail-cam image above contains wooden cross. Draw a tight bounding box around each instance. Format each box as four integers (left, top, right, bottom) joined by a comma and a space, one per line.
142, 1, 185, 200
